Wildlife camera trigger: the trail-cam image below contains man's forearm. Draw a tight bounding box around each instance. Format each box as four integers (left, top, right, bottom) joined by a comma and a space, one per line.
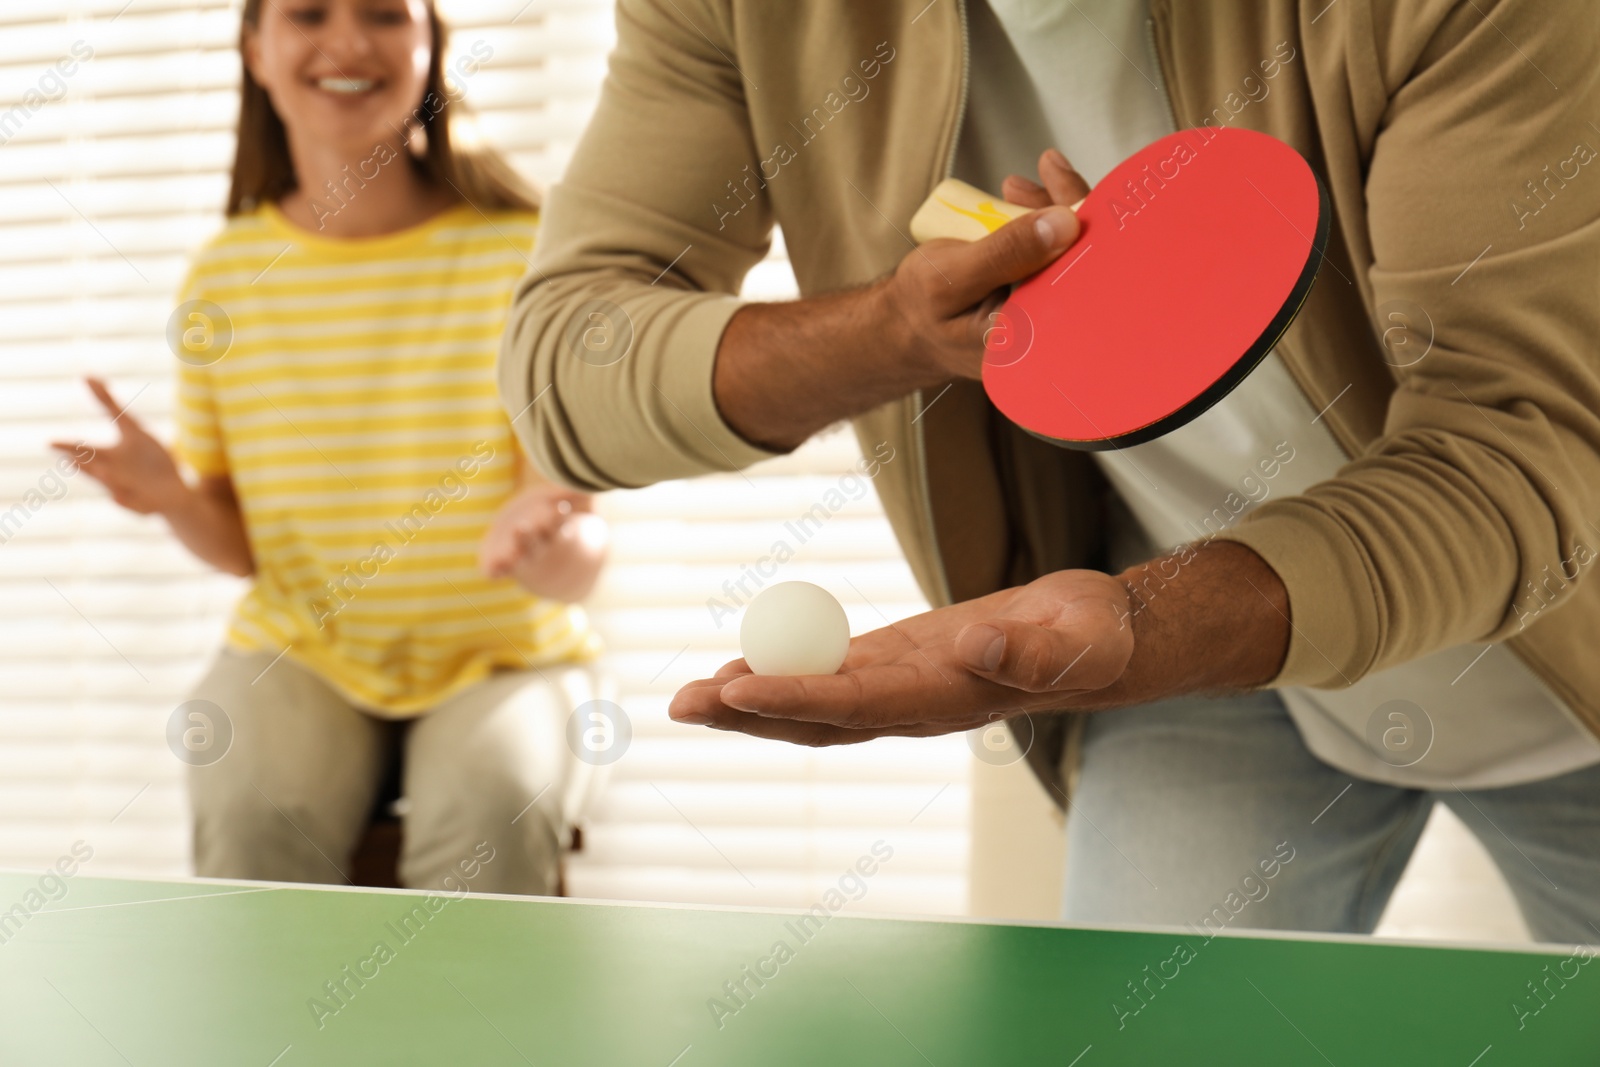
712, 279, 935, 453
1093, 540, 1291, 707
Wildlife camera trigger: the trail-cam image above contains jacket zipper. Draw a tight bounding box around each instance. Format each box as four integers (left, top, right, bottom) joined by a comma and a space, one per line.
911, 0, 972, 609
942, 0, 974, 178
1145, 11, 1181, 131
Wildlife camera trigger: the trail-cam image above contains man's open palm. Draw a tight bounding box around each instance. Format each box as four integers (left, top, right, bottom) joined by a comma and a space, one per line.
668, 570, 1135, 747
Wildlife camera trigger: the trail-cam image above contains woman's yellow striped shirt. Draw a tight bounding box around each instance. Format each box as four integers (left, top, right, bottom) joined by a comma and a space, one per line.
173, 202, 600, 716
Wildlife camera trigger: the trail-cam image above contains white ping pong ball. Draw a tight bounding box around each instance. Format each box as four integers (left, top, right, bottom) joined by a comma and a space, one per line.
739, 581, 851, 676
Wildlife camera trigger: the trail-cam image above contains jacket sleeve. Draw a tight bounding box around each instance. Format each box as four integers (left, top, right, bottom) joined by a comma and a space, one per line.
1216, 0, 1600, 688
497, 0, 790, 491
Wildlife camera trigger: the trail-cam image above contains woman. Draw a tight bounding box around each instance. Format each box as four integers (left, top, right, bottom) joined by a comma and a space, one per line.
53, 0, 607, 895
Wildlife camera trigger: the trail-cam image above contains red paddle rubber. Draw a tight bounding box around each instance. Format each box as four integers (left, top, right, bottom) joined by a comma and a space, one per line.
983, 126, 1330, 450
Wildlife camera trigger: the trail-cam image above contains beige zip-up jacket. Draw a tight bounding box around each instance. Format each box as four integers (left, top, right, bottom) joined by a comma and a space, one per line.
500, 0, 1600, 805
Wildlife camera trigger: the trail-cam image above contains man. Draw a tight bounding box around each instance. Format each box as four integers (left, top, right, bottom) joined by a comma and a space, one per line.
500, 0, 1600, 941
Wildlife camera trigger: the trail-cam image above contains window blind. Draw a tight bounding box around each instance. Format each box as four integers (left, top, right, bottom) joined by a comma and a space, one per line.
0, 0, 968, 915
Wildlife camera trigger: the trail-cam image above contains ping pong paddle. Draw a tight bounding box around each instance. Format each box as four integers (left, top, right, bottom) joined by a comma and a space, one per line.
909, 126, 1329, 450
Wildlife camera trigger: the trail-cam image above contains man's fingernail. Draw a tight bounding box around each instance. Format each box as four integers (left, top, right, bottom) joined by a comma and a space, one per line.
970, 626, 1005, 672
1035, 209, 1074, 252
671, 710, 711, 725
1034, 215, 1060, 248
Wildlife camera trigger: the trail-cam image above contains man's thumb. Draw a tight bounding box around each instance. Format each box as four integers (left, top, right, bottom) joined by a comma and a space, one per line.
983, 205, 1079, 285
957, 619, 1093, 693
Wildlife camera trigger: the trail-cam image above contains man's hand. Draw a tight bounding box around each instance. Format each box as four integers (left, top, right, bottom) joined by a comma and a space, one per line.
667, 541, 1291, 748
713, 151, 1091, 452
881, 151, 1088, 383
52, 376, 187, 515
667, 569, 1135, 747
999, 148, 1090, 214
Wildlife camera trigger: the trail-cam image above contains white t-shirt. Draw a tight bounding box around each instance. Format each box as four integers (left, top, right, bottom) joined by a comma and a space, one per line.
953, 0, 1600, 788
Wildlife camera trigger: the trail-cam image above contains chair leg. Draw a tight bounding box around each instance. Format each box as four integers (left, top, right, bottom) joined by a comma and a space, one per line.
349, 816, 403, 888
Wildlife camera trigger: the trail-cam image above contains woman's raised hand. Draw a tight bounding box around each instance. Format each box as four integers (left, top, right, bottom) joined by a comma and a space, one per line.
51, 377, 188, 516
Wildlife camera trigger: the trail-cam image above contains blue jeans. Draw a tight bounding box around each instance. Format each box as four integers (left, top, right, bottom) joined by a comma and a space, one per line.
1061, 689, 1600, 944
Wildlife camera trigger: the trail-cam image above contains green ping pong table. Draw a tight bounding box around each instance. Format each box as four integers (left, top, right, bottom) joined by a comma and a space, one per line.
0, 872, 1595, 1065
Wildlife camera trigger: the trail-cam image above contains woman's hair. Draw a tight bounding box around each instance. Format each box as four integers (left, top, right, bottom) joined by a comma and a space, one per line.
225, 0, 539, 216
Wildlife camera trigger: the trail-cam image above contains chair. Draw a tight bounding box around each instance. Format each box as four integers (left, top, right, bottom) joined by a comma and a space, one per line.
348, 664, 617, 894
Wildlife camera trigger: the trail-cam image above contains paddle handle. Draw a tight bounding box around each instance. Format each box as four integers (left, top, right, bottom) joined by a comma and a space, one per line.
909, 178, 1085, 243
